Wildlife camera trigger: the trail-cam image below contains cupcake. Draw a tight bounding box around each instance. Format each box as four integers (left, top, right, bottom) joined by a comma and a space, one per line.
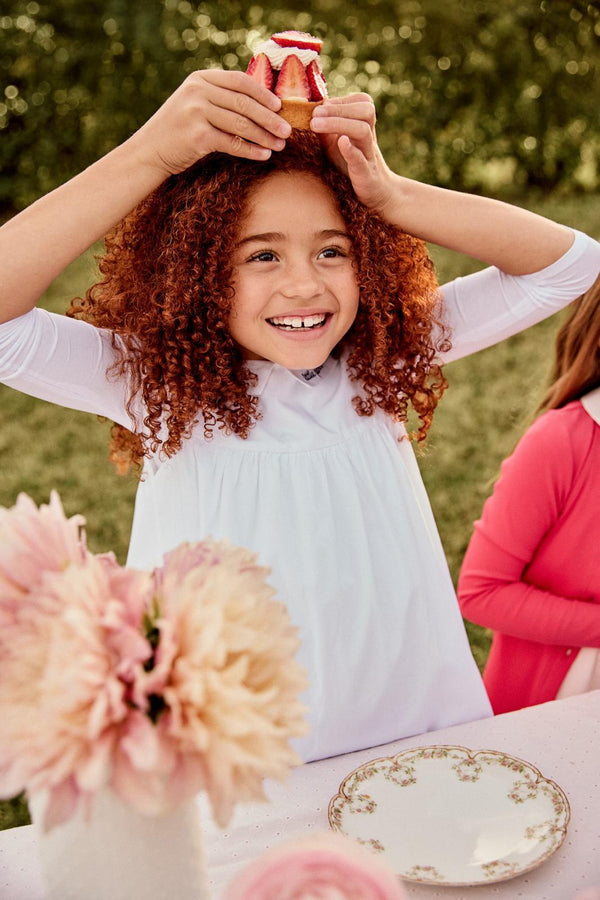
246, 30, 328, 130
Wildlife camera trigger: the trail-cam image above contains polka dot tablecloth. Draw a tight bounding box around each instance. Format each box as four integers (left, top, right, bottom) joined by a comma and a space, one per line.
2, 691, 600, 899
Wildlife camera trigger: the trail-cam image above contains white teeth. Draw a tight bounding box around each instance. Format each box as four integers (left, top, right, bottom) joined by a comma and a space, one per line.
269, 314, 327, 330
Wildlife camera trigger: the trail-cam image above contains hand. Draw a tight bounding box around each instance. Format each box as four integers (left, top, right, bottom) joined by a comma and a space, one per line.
130, 69, 292, 176
310, 94, 394, 216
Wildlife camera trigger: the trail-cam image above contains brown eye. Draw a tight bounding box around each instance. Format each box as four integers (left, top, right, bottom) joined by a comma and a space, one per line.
249, 250, 277, 263
319, 246, 346, 259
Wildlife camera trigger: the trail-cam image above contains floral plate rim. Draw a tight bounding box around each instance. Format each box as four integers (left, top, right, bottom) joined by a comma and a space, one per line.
327, 744, 571, 887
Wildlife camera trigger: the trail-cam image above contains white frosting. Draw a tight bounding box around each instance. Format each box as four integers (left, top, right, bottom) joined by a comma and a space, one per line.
253, 39, 319, 69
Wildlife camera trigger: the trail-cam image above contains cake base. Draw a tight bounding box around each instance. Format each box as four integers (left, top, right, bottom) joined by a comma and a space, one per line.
280, 99, 322, 130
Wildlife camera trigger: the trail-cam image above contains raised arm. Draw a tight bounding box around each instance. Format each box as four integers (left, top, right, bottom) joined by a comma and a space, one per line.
0, 70, 291, 324
311, 94, 573, 273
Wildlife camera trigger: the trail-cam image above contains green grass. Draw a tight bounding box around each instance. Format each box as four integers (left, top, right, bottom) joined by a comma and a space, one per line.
0, 248, 139, 560
1, 191, 599, 829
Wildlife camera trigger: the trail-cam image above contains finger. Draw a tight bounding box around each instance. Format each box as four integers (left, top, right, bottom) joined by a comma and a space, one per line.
196, 69, 282, 113
312, 107, 376, 132
321, 93, 373, 106
211, 96, 291, 143
203, 84, 292, 143
337, 134, 367, 164
208, 130, 275, 161
184, 71, 291, 142
211, 114, 287, 153
336, 135, 374, 185
311, 117, 376, 156
313, 96, 376, 124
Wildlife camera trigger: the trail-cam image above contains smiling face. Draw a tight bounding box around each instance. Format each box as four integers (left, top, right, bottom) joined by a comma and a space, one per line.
229, 171, 360, 369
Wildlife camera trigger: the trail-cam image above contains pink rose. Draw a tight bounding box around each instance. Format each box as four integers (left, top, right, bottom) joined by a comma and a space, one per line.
224, 833, 406, 900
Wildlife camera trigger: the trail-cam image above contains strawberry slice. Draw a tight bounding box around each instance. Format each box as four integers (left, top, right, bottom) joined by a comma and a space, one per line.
306, 59, 328, 101
246, 52, 274, 90
272, 30, 323, 52
273, 55, 311, 100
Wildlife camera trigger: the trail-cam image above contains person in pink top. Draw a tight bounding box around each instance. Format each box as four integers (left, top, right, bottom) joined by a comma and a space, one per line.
458, 274, 600, 715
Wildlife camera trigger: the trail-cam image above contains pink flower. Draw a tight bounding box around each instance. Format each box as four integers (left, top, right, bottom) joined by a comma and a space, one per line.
0, 493, 308, 834
0, 555, 153, 830
112, 540, 309, 827
223, 833, 406, 900
0, 491, 86, 621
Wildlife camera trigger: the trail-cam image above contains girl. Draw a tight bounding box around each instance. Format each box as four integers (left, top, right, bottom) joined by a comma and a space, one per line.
458, 275, 600, 714
1, 69, 599, 761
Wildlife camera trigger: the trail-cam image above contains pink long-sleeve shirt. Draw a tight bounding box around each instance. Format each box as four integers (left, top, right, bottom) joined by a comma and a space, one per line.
457, 396, 600, 714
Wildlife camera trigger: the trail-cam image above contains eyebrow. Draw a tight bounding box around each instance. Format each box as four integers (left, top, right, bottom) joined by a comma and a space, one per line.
235, 229, 351, 248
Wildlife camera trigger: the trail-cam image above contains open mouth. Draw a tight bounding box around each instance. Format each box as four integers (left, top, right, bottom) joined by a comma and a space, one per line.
267, 313, 330, 331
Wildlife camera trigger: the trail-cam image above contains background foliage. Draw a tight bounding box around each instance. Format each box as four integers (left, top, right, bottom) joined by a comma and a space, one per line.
2, 0, 600, 216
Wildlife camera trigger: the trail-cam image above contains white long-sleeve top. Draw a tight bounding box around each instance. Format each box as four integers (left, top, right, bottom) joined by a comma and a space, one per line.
2, 229, 599, 761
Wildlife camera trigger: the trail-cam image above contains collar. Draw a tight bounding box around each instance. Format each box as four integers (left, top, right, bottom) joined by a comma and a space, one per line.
581, 385, 600, 425
245, 356, 333, 398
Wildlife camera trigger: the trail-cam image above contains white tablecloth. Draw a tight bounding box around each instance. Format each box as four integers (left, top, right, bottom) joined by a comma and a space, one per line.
2, 691, 600, 899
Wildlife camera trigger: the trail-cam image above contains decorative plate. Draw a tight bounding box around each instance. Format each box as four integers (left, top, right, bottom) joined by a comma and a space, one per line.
328, 745, 570, 886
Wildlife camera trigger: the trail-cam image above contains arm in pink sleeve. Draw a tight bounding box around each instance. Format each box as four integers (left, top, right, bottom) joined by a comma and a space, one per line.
457, 410, 600, 648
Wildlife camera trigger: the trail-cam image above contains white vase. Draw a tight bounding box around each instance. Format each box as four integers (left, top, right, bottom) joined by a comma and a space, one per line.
29, 787, 211, 900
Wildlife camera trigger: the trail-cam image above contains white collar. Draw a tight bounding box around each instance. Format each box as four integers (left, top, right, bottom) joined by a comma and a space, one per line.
246, 356, 335, 398
581, 385, 600, 425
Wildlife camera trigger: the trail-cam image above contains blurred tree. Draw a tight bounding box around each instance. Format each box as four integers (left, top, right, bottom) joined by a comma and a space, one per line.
1, 0, 599, 216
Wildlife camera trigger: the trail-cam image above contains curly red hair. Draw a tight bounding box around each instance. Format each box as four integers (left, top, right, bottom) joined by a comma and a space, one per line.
67, 131, 450, 472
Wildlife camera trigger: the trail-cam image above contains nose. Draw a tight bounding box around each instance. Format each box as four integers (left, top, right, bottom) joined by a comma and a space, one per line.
278, 258, 325, 301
